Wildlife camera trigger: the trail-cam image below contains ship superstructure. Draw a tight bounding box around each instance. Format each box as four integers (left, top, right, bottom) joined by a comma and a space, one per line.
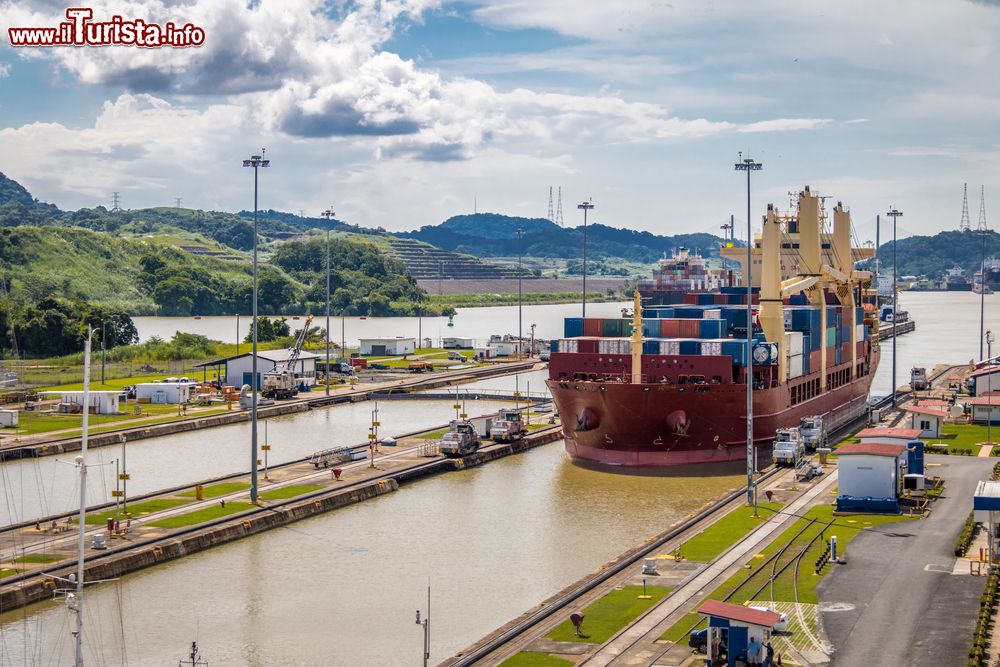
546, 186, 880, 470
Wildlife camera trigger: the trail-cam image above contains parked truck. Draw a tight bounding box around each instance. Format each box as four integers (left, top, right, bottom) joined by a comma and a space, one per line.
490, 408, 527, 443
440, 420, 482, 457
910, 367, 929, 391
799, 416, 826, 452
772, 427, 804, 467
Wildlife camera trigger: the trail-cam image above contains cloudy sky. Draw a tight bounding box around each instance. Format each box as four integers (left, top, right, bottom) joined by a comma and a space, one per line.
1, 0, 997, 240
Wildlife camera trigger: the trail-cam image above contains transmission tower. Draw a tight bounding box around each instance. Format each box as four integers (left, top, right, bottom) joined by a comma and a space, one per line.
175, 197, 182, 209
960, 183, 971, 232
556, 187, 564, 226
111, 191, 121, 212
547, 187, 554, 222
979, 185, 988, 231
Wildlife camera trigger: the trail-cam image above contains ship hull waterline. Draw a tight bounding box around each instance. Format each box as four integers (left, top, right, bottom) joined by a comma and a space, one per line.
546, 355, 875, 474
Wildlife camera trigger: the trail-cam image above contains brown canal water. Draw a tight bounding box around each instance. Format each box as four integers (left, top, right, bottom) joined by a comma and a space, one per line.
0, 441, 741, 666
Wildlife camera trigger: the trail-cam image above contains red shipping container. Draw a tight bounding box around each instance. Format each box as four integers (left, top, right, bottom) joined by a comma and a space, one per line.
826, 348, 836, 367
659, 319, 681, 337
714, 294, 728, 304
680, 320, 701, 337
578, 338, 598, 353
583, 318, 602, 337
683, 293, 699, 304
810, 350, 821, 370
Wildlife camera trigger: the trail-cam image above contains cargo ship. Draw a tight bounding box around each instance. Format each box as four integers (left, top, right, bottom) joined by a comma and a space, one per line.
546, 186, 879, 470
636, 247, 737, 305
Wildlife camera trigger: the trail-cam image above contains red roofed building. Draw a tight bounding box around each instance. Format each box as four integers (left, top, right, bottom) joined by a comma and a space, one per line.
969, 365, 1000, 397
855, 427, 923, 445
836, 441, 908, 513
969, 395, 1000, 425
904, 404, 947, 438
697, 599, 781, 667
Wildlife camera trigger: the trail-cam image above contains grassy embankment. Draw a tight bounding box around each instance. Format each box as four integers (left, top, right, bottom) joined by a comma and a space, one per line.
660, 504, 915, 644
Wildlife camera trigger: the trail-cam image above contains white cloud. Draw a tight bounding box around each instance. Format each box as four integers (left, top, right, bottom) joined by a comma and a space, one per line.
0, 62, 9, 78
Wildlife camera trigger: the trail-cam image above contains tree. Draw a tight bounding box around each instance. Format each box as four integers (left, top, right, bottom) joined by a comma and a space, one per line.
244, 316, 290, 343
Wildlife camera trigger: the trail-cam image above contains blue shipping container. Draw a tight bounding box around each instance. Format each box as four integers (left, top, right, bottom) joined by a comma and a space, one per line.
721, 340, 747, 365
564, 318, 583, 338
550, 340, 559, 352
673, 307, 705, 319
642, 340, 659, 355
678, 340, 701, 355
643, 319, 659, 337
699, 319, 726, 338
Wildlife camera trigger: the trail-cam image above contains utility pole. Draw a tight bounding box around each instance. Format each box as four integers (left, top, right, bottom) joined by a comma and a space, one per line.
886, 207, 903, 407
577, 200, 595, 317
100, 317, 106, 384
415, 583, 430, 667
242, 149, 270, 503
75, 328, 94, 667
979, 186, 988, 360
517, 228, 524, 358
735, 153, 762, 508
322, 207, 336, 396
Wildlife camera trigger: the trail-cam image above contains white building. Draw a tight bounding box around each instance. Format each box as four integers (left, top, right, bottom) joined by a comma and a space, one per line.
360, 337, 415, 356
970, 395, 1000, 426
836, 442, 907, 499
487, 340, 526, 357
196, 350, 319, 389
135, 381, 196, 404
905, 404, 947, 438
442, 336, 475, 349
42, 390, 120, 415
970, 366, 1000, 397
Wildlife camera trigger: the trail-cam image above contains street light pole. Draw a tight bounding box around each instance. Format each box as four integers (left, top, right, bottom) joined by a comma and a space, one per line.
415, 583, 430, 667
981, 223, 988, 360
886, 207, 903, 407
577, 200, 594, 317
517, 228, 524, 358
735, 153, 762, 508
321, 207, 336, 396
242, 149, 270, 504
100, 317, 106, 384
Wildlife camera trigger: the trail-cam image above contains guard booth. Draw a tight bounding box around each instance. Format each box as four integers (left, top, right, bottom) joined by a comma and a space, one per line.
697, 599, 781, 667
974, 480, 1000, 563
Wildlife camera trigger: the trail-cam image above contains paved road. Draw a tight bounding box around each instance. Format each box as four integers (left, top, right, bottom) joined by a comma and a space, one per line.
818, 455, 994, 667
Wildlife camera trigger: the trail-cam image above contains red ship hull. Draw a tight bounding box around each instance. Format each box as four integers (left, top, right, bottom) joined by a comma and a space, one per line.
546, 348, 878, 471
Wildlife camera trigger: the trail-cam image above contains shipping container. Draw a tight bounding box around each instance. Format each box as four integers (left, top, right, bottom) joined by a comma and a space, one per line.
802, 351, 810, 375
722, 340, 748, 365
699, 319, 726, 338
855, 323, 865, 342
703, 308, 722, 319
826, 347, 836, 367
810, 349, 821, 370
696, 293, 715, 305
559, 338, 579, 353
825, 327, 837, 348
550, 340, 559, 352
701, 340, 723, 356
643, 319, 659, 337
679, 319, 702, 337
642, 340, 659, 355
578, 338, 599, 354
788, 354, 804, 378
564, 317, 584, 338
659, 319, 681, 337
660, 340, 681, 355
679, 339, 701, 355
673, 307, 705, 319
784, 331, 804, 357
602, 318, 623, 337
789, 293, 809, 306
583, 318, 602, 337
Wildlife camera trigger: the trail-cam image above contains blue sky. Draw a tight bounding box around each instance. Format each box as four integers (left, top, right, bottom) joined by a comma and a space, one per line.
0, 0, 997, 240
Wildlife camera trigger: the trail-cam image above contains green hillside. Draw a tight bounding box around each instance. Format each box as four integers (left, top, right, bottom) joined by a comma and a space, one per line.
875, 229, 1000, 279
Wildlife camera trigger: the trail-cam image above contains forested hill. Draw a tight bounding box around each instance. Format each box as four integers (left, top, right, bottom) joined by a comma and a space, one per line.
876, 229, 1000, 279
400, 212, 729, 262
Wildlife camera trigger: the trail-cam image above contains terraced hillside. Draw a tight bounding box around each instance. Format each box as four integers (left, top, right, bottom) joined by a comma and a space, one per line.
384, 237, 522, 279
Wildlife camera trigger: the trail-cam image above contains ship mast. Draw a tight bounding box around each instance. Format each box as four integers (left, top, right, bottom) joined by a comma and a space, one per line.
631, 290, 643, 384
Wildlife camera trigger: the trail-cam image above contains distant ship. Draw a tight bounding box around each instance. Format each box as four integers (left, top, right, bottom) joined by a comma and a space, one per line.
636, 247, 736, 305
945, 265, 973, 291
984, 258, 1000, 291
547, 186, 879, 470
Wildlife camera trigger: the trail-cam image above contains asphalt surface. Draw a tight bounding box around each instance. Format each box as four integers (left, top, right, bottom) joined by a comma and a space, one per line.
818, 455, 994, 667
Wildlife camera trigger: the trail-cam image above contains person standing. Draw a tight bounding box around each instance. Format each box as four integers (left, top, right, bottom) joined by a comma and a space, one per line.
747, 635, 762, 666
764, 641, 774, 667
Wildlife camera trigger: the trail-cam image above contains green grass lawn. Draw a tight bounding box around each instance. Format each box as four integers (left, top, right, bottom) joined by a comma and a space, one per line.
179, 482, 250, 498
259, 485, 323, 501
926, 424, 999, 453
679, 503, 782, 562
14, 404, 231, 438
147, 502, 255, 529
417, 428, 451, 440
661, 504, 915, 643
81, 498, 192, 525
11, 554, 63, 564
37, 374, 190, 392
546, 585, 671, 644
0, 568, 21, 579
498, 653, 575, 667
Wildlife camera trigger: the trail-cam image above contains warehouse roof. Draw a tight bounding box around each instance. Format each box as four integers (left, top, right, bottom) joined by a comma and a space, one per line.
968, 396, 1000, 406
904, 405, 949, 418
974, 481, 1000, 512
836, 442, 907, 457
698, 600, 782, 628
970, 366, 1000, 378
193, 349, 320, 367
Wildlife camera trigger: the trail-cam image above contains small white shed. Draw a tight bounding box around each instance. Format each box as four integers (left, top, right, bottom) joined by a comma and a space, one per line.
836, 442, 907, 499
856, 427, 923, 446
360, 337, 415, 356
135, 382, 196, 404
43, 391, 120, 415
905, 405, 946, 438
970, 395, 1000, 426
442, 336, 475, 349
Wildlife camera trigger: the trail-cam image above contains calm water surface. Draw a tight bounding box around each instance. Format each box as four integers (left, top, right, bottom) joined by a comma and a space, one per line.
0, 442, 741, 667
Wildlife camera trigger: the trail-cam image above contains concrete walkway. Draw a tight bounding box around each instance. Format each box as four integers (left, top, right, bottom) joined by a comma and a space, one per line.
818, 455, 994, 667
580, 470, 841, 666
